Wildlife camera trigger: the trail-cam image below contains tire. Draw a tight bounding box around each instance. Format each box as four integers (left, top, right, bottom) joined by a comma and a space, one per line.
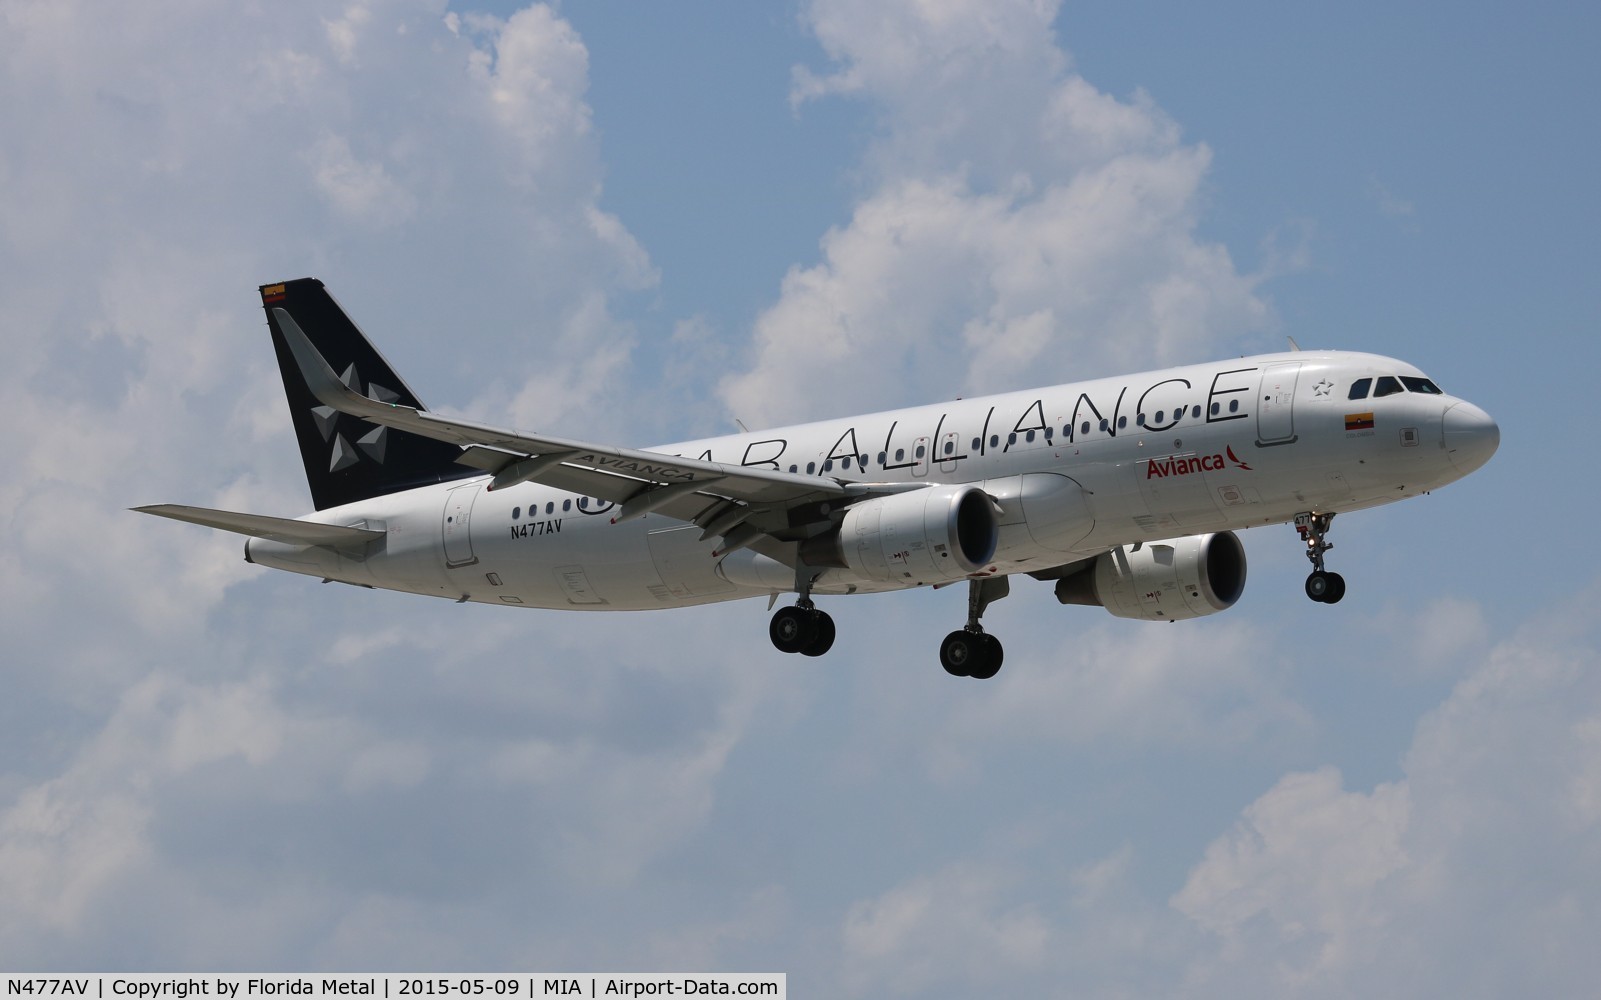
968, 633, 1004, 680
1305, 571, 1332, 603
770, 606, 819, 654
940, 630, 975, 676
1323, 572, 1347, 604
801, 611, 836, 656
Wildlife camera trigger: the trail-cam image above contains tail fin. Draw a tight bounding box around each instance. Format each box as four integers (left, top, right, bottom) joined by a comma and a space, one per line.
261, 279, 477, 510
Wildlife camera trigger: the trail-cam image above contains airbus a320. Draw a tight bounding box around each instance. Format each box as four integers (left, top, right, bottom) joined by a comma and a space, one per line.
138, 279, 1499, 679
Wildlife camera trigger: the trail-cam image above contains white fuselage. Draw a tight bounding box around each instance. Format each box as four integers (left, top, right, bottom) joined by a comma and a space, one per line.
246, 351, 1494, 611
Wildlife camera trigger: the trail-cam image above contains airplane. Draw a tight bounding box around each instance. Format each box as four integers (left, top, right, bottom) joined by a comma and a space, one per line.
137, 278, 1499, 679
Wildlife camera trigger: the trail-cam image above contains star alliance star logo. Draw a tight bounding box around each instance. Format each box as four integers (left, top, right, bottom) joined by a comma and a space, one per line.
1313, 378, 1334, 397
309, 362, 399, 472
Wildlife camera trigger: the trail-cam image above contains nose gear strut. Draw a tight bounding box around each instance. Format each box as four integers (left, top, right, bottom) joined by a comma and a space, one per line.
1295, 511, 1346, 604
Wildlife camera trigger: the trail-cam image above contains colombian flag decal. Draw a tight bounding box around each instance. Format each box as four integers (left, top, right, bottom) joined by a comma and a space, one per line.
1345, 412, 1375, 431
261, 283, 286, 304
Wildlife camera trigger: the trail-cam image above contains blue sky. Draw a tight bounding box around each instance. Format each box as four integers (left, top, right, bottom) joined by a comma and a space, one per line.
2, 0, 1598, 994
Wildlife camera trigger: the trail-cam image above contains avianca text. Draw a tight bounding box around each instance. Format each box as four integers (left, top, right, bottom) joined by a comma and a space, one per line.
1148, 453, 1225, 479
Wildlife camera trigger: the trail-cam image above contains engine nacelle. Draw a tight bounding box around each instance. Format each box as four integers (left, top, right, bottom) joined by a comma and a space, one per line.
1055, 531, 1247, 622
800, 484, 999, 584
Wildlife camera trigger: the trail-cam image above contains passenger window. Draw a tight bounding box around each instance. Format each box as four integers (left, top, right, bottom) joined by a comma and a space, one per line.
1210, 402, 1220, 416
1155, 410, 1165, 424
824, 460, 834, 472
562, 499, 571, 512
1191, 406, 1202, 419
1348, 378, 1372, 400
991, 435, 1000, 448
1116, 417, 1126, 430
895, 449, 905, 462
1137, 414, 1147, 427
840, 456, 851, 469
1099, 419, 1109, 432
877, 453, 886, 466
1228, 400, 1240, 413
1401, 376, 1442, 395
944, 440, 955, 453
578, 497, 588, 510
971, 437, 981, 451
1024, 430, 1035, 443
1008, 433, 1017, 444
512, 507, 521, 520
1081, 421, 1091, 435
1374, 376, 1404, 398
915, 445, 926, 458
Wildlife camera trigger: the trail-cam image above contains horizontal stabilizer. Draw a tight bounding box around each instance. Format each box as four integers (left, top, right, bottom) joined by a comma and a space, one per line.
132, 504, 384, 548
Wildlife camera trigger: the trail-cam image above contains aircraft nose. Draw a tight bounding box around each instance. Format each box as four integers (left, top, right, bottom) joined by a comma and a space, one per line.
1442, 401, 1499, 476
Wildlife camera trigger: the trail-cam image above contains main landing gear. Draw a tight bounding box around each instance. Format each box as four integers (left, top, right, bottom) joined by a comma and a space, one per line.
1296, 511, 1346, 604
769, 602, 836, 656
769, 569, 836, 657
940, 578, 1008, 680
768, 574, 1009, 678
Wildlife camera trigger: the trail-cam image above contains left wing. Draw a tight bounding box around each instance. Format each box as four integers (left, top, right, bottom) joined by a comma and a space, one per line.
273, 306, 916, 555
132, 504, 385, 549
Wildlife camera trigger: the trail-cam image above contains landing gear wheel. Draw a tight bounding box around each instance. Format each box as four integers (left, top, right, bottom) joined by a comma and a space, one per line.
1305, 570, 1347, 604
940, 630, 977, 677
1305, 571, 1332, 603
800, 611, 836, 657
940, 630, 1003, 679
1322, 572, 1346, 604
969, 633, 1004, 680
940, 578, 1011, 679
770, 606, 819, 654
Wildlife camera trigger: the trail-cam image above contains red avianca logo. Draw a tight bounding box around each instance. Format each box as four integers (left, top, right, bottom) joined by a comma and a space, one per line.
1147, 446, 1252, 479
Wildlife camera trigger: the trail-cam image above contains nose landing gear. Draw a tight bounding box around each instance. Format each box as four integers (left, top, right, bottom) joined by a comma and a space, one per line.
1296, 511, 1346, 604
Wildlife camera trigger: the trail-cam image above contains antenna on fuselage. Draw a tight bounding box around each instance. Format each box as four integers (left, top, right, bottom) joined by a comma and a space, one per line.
1287, 336, 1303, 352
735, 418, 751, 433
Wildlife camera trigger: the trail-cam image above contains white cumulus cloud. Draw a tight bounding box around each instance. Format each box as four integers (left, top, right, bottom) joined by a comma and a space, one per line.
1171, 584, 1601, 997
722, 0, 1268, 428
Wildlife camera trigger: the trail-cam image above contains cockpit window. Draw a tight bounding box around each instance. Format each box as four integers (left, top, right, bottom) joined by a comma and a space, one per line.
1348, 377, 1372, 400
1373, 375, 1404, 398
1401, 376, 1443, 395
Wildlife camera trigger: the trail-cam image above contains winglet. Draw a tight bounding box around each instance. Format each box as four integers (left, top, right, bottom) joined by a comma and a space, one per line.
273, 307, 399, 421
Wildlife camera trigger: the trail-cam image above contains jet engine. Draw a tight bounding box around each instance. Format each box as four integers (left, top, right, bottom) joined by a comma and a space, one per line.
1054, 531, 1246, 621
800, 484, 999, 584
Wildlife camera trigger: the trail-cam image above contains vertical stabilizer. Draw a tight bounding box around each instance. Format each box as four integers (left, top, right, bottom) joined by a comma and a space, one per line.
260, 279, 477, 510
